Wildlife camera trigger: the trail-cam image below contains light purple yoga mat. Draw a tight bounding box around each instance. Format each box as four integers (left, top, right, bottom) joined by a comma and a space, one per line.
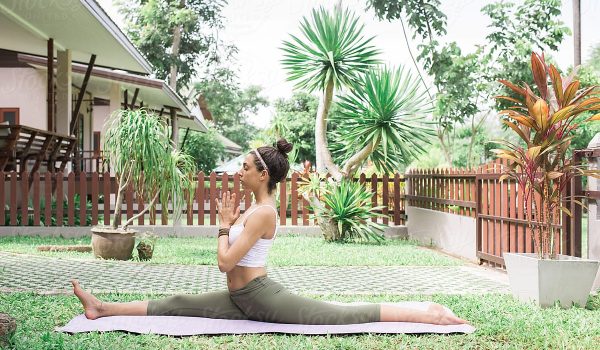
57, 301, 475, 335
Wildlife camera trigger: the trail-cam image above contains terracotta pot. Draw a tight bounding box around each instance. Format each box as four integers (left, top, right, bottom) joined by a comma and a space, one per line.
91, 226, 136, 260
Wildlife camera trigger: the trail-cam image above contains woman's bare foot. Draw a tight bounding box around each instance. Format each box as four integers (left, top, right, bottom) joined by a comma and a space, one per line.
427, 303, 468, 325
71, 280, 104, 320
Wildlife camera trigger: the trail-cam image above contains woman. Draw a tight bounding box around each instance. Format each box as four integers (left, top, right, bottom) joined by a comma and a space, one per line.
72, 139, 467, 325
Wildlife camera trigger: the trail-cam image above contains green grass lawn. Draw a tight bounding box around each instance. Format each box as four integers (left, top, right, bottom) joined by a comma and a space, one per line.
1, 234, 598, 349
0, 235, 462, 266
1, 292, 598, 350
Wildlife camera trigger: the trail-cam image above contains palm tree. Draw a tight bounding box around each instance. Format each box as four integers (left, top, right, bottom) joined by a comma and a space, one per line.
281, 6, 381, 177
331, 66, 434, 176
283, 7, 433, 242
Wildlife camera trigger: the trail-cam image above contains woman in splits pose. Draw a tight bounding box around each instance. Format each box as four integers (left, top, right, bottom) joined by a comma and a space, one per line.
72, 139, 467, 326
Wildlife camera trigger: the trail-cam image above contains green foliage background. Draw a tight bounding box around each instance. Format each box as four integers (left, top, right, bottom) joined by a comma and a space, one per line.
182, 127, 226, 173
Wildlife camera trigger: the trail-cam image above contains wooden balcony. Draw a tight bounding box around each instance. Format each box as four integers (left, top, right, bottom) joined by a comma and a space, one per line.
0, 124, 76, 173
76, 150, 110, 173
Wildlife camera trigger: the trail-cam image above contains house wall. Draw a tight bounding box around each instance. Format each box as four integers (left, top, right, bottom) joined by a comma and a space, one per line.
0, 68, 46, 129
93, 105, 109, 133
0, 67, 100, 152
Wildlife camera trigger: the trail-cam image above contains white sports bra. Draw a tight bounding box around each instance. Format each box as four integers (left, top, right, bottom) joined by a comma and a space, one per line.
228, 205, 278, 268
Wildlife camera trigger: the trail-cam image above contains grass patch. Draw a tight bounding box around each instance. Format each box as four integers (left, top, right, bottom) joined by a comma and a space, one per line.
0, 235, 462, 266
1, 292, 598, 349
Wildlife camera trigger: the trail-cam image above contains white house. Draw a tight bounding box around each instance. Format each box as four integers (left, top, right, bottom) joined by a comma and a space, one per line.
0, 0, 207, 173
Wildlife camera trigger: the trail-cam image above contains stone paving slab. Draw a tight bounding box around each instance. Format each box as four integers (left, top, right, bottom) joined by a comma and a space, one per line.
0, 252, 509, 295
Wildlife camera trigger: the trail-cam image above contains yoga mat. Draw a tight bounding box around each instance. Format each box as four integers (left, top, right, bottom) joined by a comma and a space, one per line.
57, 301, 475, 335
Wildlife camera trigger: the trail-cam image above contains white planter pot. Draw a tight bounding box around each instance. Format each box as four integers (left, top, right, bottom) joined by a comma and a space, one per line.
504, 253, 600, 308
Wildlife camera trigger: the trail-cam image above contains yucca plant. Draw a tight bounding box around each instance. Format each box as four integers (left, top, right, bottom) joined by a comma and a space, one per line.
493, 52, 600, 259
102, 109, 196, 230
297, 173, 386, 243
281, 5, 381, 177
317, 178, 386, 243
331, 66, 434, 175
297, 172, 328, 199
284, 7, 432, 243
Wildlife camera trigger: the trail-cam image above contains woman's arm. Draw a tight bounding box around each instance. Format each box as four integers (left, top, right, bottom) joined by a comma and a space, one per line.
217, 209, 274, 272
217, 234, 231, 272
216, 191, 275, 272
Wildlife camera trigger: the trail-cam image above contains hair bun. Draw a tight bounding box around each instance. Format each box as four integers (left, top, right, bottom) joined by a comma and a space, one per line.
276, 139, 293, 155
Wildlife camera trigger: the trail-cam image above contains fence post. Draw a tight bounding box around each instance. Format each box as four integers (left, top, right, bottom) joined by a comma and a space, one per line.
0, 172, 3, 225
67, 172, 75, 226
20, 171, 28, 224
279, 177, 286, 226
44, 172, 52, 226
475, 166, 482, 265
79, 172, 87, 226
371, 174, 377, 223
394, 173, 401, 225
382, 174, 389, 225
209, 172, 217, 225
197, 172, 205, 225
91, 172, 99, 225
571, 152, 583, 257
290, 173, 298, 226
33, 175, 41, 225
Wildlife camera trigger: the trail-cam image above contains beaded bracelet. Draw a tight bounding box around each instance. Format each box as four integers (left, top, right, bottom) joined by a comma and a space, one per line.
218, 227, 230, 237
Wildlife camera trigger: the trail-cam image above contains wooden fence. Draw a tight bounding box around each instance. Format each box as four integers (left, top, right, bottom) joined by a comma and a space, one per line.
0, 171, 406, 227
405, 157, 595, 267
405, 167, 477, 217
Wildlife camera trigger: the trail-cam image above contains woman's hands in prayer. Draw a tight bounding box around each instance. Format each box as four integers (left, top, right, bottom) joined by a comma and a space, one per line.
217, 191, 240, 229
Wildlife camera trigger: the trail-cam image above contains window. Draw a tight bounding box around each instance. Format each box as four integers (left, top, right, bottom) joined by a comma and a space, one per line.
0, 108, 19, 125
93, 131, 101, 155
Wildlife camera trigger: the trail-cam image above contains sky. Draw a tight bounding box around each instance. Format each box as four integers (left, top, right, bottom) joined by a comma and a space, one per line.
98, 0, 600, 128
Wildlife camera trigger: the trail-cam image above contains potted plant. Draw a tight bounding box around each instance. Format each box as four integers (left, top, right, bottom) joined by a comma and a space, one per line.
136, 231, 158, 261
92, 109, 195, 260
493, 52, 600, 308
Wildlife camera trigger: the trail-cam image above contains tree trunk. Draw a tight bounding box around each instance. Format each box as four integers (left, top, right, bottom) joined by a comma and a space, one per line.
438, 131, 452, 165
319, 217, 340, 241
466, 138, 475, 168
169, 0, 185, 91
304, 192, 340, 241
169, 24, 182, 90
467, 113, 488, 168
123, 191, 160, 229
112, 185, 123, 229
342, 139, 379, 178
315, 76, 342, 179
110, 165, 133, 229
111, 174, 127, 229
573, 0, 581, 67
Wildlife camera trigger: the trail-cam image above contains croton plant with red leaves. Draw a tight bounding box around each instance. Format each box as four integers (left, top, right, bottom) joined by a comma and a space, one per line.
493, 52, 600, 259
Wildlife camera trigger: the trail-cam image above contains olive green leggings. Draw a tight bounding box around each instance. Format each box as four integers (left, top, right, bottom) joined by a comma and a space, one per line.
147, 275, 380, 325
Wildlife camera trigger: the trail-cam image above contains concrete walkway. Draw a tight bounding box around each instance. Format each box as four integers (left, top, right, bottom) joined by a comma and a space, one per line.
0, 251, 509, 295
